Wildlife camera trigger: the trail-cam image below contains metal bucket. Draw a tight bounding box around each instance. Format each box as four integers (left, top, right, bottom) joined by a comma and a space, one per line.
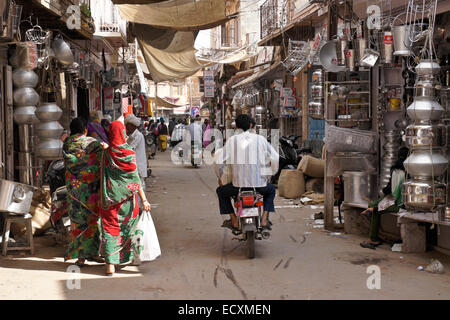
343, 171, 378, 208
393, 25, 412, 56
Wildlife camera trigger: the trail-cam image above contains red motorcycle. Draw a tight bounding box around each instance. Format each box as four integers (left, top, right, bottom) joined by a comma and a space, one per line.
231, 188, 270, 259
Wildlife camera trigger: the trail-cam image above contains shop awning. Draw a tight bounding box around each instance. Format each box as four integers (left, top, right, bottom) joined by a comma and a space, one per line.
197, 49, 252, 65
154, 96, 186, 109
231, 61, 285, 89
117, 0, 231, 31
134, 23, 203, 82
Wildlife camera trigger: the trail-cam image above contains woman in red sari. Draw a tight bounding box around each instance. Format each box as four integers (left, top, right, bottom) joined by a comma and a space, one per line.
100, 121, 151, 276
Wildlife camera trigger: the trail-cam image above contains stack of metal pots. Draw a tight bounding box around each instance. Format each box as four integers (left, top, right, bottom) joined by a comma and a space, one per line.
379, 130, 402, 194
402, 60, 448, 211
12, 68, 40, 185
308, 69, 324, 119
35, 101, 64, 159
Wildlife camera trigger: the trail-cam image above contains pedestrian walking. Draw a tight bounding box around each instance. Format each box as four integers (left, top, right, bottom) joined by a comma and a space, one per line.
168, 117, 176, 137
63, 118, 104, 267
99, 121, 151, 276
125, 114, 148, 191
158, 118, 169, 152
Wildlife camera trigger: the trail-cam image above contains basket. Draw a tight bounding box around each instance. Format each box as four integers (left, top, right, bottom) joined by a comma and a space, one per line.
324, 123, 377, 153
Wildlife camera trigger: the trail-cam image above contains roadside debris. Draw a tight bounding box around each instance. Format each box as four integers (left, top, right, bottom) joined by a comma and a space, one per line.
391, 243, 402, 252
425, 259, 445, 274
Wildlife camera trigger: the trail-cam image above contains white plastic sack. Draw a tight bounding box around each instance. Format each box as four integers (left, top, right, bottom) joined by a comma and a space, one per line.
132, 210, 161, 264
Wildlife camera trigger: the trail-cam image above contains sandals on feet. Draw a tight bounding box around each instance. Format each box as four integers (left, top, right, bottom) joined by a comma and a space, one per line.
75, 259, 85, 267
360, 241, 382, 250
221, 219, 239, 232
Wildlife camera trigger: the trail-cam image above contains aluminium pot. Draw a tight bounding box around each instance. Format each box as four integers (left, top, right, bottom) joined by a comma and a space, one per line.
38, 138, 63, 159
12, 69, 38, 88
13, 87, 39, 107
36, 121, 64, 139
342, 171, 378, 208
415, 60, 441, 76
35, 102, 63, 121
404, 124, 445, 148
13, 106, 39, 124
414, 79, 439, 99
403, 150, 448, 178
0, 179, 37, 214
402, 180, 446, 211
407, 99, 444, 122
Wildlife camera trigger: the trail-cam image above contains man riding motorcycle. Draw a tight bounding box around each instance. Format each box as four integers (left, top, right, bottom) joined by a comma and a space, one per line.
215, 114, 279, 231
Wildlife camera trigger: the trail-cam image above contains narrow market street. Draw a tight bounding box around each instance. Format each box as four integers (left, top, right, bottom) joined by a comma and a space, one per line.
0, 151, 449, 300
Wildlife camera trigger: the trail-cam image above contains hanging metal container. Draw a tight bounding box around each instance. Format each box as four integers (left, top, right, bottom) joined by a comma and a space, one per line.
406, 99, 444, 122
403, 149, 448, 178
393, 25, 413, 56
13, 106, 39, 124
404, 124, 446, 148
13, 87, 39, 106
52, 37, 74, 65
35, 121, 64, 139
12, 69, 38, 88
37, 138, 63, 159
35, 102, 63, 121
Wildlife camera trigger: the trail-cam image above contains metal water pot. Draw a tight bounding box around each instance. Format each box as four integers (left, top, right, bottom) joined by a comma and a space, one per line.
12, 69, 38, 88
406, 99, 444, 122
404, 124, 446, 148
415, 60, 441, 77
13, 87, 39, 106
13, 106, 39, 124
36, 121, 64, 139
403, 150, 448, 178
35, 102, 63, 121
38, 138, 63, 159
402, 179, 446, 211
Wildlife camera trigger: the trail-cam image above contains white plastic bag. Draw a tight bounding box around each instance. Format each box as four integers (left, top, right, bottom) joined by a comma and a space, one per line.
132, 210, 161, 264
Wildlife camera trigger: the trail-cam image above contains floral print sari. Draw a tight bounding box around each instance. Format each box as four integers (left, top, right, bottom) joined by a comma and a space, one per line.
99, 121, 142, 265
63, 134, 102, 261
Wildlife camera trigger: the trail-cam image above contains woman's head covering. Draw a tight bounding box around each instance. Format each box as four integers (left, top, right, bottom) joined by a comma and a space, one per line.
101, 121, 141, 209
88, 120, 108, 143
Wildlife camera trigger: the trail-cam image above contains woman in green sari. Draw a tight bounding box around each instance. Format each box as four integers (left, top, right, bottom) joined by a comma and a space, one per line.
100, 120, 151, 276
63, 118, 103, 266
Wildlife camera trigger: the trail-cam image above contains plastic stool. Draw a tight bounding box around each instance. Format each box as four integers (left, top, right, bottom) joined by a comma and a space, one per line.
2, 213, 34, 255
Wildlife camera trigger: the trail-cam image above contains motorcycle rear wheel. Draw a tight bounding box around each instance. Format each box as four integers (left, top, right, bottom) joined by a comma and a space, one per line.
247, 231, 255, 259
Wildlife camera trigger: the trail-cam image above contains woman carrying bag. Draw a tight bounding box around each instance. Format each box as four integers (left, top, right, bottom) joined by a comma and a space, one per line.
99, 121, 151, 276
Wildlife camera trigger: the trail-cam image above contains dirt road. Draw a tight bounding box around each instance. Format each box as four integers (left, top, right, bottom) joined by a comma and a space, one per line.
1, 151, 449, 299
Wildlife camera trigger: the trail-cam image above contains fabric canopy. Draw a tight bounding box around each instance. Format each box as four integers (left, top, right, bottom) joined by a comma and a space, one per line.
118, 0, 230, 31
197, 49, 252, 65
134, 23, 203, 82
154, 96, 186, 109
232, 62, 284, 89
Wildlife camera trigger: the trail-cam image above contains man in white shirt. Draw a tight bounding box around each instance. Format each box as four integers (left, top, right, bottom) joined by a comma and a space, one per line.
216, 114, 279, 231
170, 119, 186, 147
185, 115, 203, 144
125, 114, 148, 190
